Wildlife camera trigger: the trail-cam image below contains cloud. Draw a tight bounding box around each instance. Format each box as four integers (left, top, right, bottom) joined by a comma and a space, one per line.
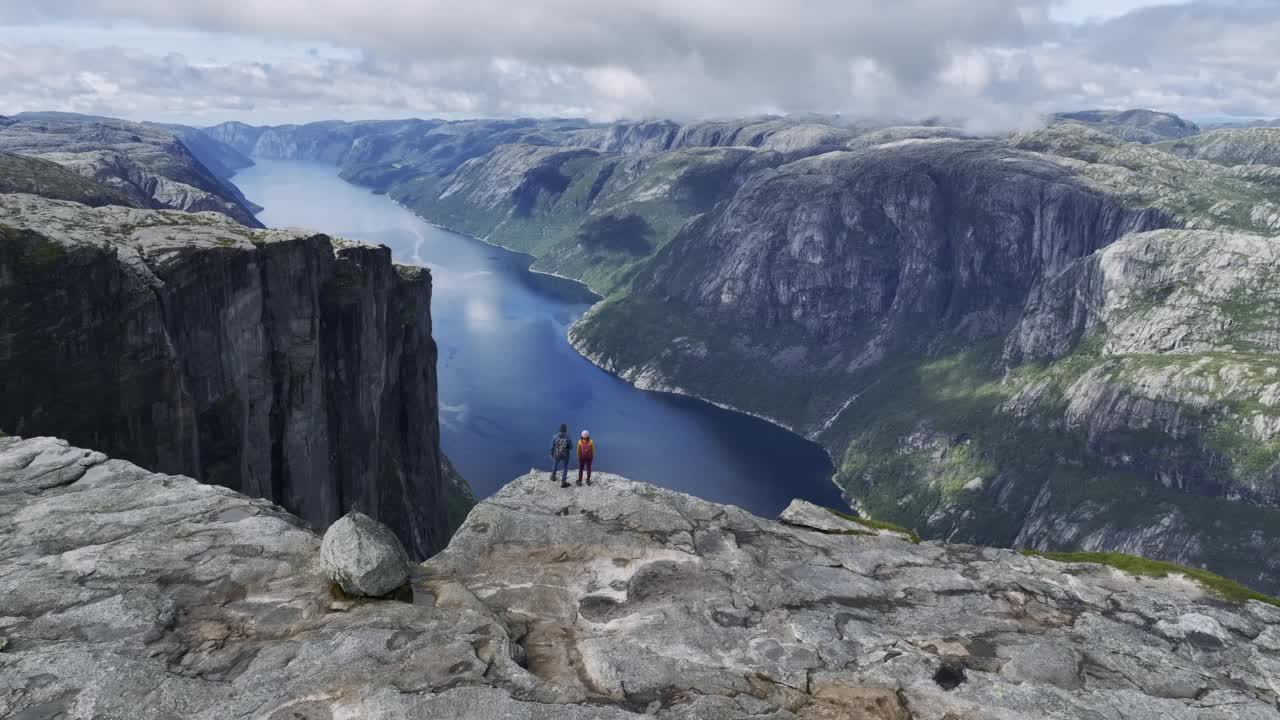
11, 1, 1053, 84
0, 1, 1278, 125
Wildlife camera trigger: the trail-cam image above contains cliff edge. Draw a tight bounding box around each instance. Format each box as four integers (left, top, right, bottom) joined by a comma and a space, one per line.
0, 194, 453, 557
2, 436, 1277, 719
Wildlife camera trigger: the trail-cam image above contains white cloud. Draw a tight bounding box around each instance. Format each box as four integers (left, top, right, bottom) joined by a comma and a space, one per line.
0, 1, 1277, 125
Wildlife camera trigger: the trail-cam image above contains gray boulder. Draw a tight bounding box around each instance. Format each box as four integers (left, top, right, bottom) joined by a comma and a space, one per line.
320, 511, 412, 597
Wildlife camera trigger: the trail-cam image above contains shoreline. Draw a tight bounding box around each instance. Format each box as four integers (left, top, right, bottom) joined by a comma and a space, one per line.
388, 198, 606, 300
386, 196, 843, 476
265, 169, 848, 504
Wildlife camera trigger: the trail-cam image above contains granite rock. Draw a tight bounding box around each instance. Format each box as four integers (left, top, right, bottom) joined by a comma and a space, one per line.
5, 438, 1277, 719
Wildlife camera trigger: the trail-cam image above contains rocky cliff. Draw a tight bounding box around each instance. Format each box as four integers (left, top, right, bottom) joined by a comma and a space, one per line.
3, 435, 1279, 719
0, 194, 453, 558
0, 151, 142, 207
571, 136, 1169, 430
149, 121, 257, 180
0, 116, 262, 226
183, 113, 1280, 593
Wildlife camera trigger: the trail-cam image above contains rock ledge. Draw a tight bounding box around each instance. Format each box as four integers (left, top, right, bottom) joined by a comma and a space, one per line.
3, 437, 1278, 719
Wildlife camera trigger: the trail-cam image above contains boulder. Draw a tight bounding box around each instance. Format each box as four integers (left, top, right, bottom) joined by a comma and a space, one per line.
780, 498, 915, 541
779, 498, 867, 533
320, 511, 412, 597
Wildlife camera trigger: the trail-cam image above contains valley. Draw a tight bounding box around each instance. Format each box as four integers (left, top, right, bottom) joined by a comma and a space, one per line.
231, 158, 842, 514
201, 113, 1280, 593
5, 108, 1280, 594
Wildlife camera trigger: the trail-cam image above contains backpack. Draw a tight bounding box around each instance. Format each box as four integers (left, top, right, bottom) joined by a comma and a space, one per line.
552, 434, 570, 459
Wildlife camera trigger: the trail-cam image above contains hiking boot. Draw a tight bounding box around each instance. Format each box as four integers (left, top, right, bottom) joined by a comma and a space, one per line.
576, 480, 583, 486
586, 479, 593, 486
560, 482, 570, 488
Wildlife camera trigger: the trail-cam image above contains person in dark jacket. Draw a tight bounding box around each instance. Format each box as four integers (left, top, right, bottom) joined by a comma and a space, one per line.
550, 424, 572, 488
577, 430, 595, 486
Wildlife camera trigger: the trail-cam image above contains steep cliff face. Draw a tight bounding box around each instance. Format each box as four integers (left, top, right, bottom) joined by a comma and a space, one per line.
150, 122, 256, 179
572, 138, 1169, 424
0, 117, 262, 226
3, 438, 1279, 719
199, 119, 267, 156
987, 228, 1280, 582
0, 194, 449, 557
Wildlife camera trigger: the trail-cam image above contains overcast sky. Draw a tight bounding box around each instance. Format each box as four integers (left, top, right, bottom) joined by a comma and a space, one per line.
0, 0, 1275, 128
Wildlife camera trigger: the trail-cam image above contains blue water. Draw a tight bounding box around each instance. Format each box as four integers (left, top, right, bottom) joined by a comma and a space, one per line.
233, 159, 843, 516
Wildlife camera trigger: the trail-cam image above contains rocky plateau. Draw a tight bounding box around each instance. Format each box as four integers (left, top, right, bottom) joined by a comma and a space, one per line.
3, 435, 1280, 719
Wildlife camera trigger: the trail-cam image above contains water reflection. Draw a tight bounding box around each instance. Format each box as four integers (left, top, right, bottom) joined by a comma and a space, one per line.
233, 159, 844, 517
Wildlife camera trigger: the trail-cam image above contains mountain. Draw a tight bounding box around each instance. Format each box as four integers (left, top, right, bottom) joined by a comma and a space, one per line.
3, 435, 1278, 718
199, 113, 1280, 593
573, 124, 1280, 592
11, 112, 256, 181
0, 193, 465, 558
1158, 128, 1280, 168
0, 151, 143, 207
1053, 109, 1202, 144
148, 122, 256, 180
1204, 119, 1280, 130
0, 115, 262, 226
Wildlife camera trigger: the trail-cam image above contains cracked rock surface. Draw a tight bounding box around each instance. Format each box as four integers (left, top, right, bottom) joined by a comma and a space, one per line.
3, 437, 1279, 719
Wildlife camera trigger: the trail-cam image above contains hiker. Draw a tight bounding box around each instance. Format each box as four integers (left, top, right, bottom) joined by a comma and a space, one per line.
577, 430, 595, 486
550, 423, 572, 488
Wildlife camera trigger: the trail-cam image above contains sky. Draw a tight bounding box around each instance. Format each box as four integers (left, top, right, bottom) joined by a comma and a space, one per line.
0, 0, 1275, 128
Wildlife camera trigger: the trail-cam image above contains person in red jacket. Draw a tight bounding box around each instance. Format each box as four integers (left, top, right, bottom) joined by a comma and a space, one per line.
577, 430, 595, 486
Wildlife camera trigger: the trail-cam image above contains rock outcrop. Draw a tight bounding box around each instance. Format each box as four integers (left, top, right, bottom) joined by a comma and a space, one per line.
0, 116, 262, 226
0, 194, 453, 558
321, 511, 413, 597
0, 151, 142, 207
3, 437, 1279, 719
571, 137, 1168, 423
